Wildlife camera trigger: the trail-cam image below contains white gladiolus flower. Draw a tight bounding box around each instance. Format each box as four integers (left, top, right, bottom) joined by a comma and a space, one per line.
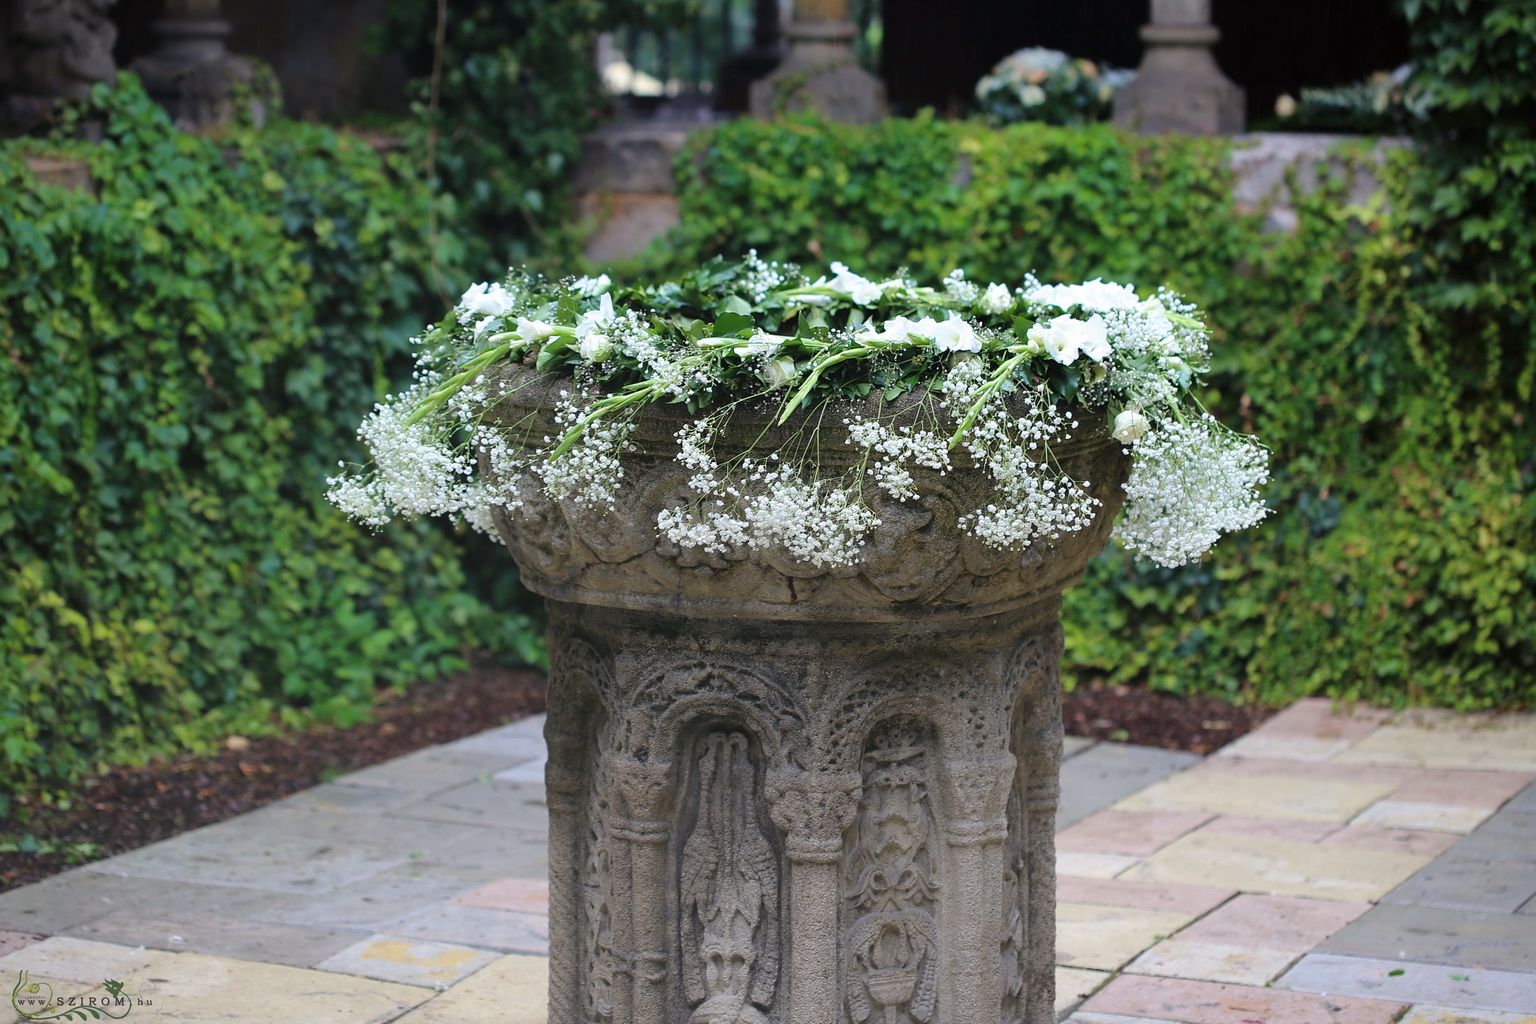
576, 293, 615, 339
761, 355, 798, 388
979, 282, 1015, 314
827, 261, 884, 305
932, 316, 981, 353
737, 332, 782, 356
1112, 408, 1150, 442
580, 332, 614, 362
1027, 278, 1140, 313
458, 282, 515, 321
1028, 313, 1111, 364
573, 273, 611, 296
515, 317, 556, 343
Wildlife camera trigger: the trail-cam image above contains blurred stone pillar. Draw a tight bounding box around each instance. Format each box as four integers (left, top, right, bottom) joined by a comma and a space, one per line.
1113, 0, 1243, 135
2, 0, 118, 135
749, 0, 883, 123
130, 0, 271, 130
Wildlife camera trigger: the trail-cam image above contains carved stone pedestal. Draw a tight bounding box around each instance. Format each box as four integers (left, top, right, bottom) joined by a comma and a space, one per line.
487, 372, 1127, 1024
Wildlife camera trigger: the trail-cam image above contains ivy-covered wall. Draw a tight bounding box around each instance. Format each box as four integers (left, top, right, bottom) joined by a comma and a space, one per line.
656, 107, 1534, 710
0, 80, 538, 795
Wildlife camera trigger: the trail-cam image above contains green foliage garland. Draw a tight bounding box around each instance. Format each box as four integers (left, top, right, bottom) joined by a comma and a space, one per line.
0, 78, 537, 795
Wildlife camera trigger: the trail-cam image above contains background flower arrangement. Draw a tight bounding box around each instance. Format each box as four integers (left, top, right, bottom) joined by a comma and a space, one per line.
328, 257, 1269, 571
974, 47, 1135, 126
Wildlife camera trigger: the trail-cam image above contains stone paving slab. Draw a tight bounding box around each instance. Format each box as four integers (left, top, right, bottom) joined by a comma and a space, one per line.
1058, 851, 1143, 879
1401, 1006, 1536, 1024
1333, 721, 1536, 772
1389, 771, 1535, 809
225, 801, 488, 851
390, 827, 548, 883
0, 870, 184, 933
1081, 972, 1404, 1024
1057, 966, 1114, 1016
393, 780, 550, 832
1069, 1012, 1184, 1024
1173, 894, 1371, 951
439, 727, 547, 762
1196, 814, 1340, 844
1124, 938, 1299, 985
1058, 744, 1201, 829
0, 936, 172, 984
0, 933, 39, 958
284, 781, 431, 815
1057, 903, 1195, 971
1057, 810, 1215, 856
1318, 903, 1536, 973
386, 902, 549, 955
315, 935, 501, 988
1127, 831, 1431, 902
1115, 770, 1398, 823
253, 873, 475, 932
451, 878, 549, 915
1354, 800, 1496, 835
1322, 825, 1464, 859
493, 757, 548, 784
1278, 953, 1536, 1014
391, 953, 547, 1024
63, 908, 359, 966
1506, 783, 1536, 814
337, 748, 531, 792
1054, 877, 1236, 917
1383, 858, 1536, 914
1446, 812, 1536, 865
86, 829, 419, 894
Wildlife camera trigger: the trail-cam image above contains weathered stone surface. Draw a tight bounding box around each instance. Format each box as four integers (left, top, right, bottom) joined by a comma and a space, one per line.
1058, 745, 1201, 829
1125, 939, 1298, 985
1383, 858, 1536, 914
64, 909, 358, 966
1111, 0, 1243, 136
483, 372, 1129, 1024
1318, 903, 1536, 973
1279, 954, 1536, 1014
1083, 973, 1404, 1024
748, 19, 884, 124
391, 953, 549, 1024
1057, 903, 1194, 971
1115, 771, 1396, 823
315, 936, 500, 988
0, 870, 183, 933
1127, 831, 1431, 902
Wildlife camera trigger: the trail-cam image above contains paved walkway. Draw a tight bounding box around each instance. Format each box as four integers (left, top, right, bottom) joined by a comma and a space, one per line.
1, 699, 1533, 1023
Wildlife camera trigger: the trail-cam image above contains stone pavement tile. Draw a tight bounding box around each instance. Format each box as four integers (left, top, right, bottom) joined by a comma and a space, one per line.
1058, 744, 1202, 830
1196, 815, 1341, 844
1506, 783, 1536, 814
493, 757, 548, 784
1383, 858, 1536, 914
1218, 734, 1361, 763
1320, 904, 1536, 972
1235, 697, 1391, 742
1056, 902, 1194, 971
1124, 939, 1299, 985
63, 908, 359, 966
1057, 810, 1215, 856
1192, 756, 1423, 787
315, 935, 500, 988
89, 828, 418, 894
1390, 771, 1536, 810
1322, 825, 1463, 859
1081, 973, 1404, 1024
392, 828, 548, 883
1116, 771, 1398, 823
0, 932, 40, 957
1333, 720, 1536, 772
0, 870, 183, 933
137, 947, 429, 1022
1127, 831, 1431, 902
392, 952, 548, 1024
1058, 852, 1143, 879
1070, 1014, 1183, 1024
440, 726, 547, 762
1353, 801, 1494, 835
1446, 813, 1536, 865
283, 781, 428, 814
1279, 953, 1536, 1014
452, 878, 549, 915
136, 881, 302, 920
388, 902, 549, 954
1057, 966, 1113, 1017
1, 977, 96, 1024
340, 749, 528, 792
1064, 736, 1097, 759
224, 802, 486, 851
1401, 1005, 1536, 1024
256, 873, 473, 932
1175, 894, 1371, 951
0, 936, 172, 984
1055, 876, 1235, 916
393, 780, 550, 832
499, 713, 547, 739
1520, 894, 1536, 916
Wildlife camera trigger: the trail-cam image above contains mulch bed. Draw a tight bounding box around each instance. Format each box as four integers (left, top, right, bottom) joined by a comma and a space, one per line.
0, 662, 1273, 894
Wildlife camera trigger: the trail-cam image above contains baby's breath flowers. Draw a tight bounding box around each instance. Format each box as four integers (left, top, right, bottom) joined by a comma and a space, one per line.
327, 256, 1269, 569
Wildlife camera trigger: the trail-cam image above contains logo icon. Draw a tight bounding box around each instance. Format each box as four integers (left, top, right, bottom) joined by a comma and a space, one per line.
10, 971, 157, 1021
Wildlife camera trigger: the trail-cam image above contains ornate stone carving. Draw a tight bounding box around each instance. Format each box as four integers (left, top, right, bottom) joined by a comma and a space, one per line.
844, 721, 941, 1024
498, 376, 1124, 1024
682, 732, 779, 1024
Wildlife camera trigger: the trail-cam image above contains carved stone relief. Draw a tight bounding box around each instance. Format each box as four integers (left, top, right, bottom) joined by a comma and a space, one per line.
844, 720, 941, 1024
681, 732, 779, 1024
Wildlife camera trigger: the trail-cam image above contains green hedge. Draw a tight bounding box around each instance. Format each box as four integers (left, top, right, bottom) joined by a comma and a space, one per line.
657, 114, 1535, 709
0, 79, 538, 796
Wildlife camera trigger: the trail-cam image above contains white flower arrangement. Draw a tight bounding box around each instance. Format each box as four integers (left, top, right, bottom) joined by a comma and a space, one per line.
974, 47, 1136, 126
327, 254, 1269, 569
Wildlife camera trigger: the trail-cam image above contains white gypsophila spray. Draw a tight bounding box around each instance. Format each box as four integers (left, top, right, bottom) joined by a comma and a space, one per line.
1114, 414, 1270, 567
845, 416, 952, 501
533, 395, 636, 510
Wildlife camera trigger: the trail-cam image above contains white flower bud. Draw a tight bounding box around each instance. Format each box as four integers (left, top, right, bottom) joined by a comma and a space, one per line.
580, 333, 613, 362
761, 355, 798, 388
1112, 408, 1150, 442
